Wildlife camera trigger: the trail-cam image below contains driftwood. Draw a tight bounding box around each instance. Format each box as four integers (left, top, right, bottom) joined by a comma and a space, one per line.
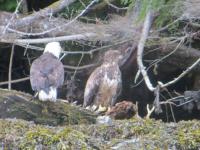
0, 88, 96, 126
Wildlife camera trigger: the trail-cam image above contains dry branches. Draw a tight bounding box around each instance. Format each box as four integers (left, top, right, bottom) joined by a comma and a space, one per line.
2, 0, 24, 34
6, 0, 77, 29
136, 5, 200, 114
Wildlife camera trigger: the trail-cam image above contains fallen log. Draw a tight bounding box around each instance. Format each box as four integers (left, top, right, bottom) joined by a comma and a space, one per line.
0, 88, 96, 126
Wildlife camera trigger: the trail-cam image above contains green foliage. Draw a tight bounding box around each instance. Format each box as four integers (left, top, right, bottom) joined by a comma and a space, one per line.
120, 0, 134, 5
155, 0, 182, 28
60, 0, 92, 19
0, 0, 16, 11
121, 0, 182, 29
135, 0, 169, 21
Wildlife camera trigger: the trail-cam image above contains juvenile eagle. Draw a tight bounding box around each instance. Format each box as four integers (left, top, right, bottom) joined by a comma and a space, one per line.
30, 42, 64, 102
83, 50, 122, 112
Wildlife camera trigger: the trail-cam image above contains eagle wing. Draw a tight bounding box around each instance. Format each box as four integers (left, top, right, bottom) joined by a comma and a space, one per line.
47, 60, 64, 87
30, 53, 64, 92
110, 70, 122, 106
30, 56, 48, 91
83, 66, 103, 107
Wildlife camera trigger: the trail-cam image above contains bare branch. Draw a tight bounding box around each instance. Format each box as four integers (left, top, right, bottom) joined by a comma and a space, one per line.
64, 63, 98, 70
0, 33, 100, 44
105, 0, 128, 10
160, 57, 200, 88
0, 77, 30, 86
137, 11, 155, 91
145, 104, 155, 119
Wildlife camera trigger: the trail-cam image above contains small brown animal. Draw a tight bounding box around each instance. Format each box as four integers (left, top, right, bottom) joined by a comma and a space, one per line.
106, 101, 138, 119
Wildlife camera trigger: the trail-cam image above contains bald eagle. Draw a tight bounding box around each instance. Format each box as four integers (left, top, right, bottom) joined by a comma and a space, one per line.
30, 42, 64, 102
83, 50, 122, 112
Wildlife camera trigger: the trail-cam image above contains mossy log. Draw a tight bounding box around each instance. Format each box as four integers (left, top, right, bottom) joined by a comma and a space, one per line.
0, 88, 96, 126
0, 118, 200, 149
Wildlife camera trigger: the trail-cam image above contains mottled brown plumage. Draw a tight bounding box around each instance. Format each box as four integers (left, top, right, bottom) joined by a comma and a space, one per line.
83, 50, 122, 109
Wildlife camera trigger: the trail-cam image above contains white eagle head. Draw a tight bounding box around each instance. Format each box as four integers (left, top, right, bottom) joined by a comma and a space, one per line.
44, 42, 62, 58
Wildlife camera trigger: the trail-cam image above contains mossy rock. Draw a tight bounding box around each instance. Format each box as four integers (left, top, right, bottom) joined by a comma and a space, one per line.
0, 88, 96, 126
0, 118, 200, 149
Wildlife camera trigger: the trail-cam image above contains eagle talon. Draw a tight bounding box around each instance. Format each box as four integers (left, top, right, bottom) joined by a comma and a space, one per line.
86, 106, 91, 110
107, 106, 111, 112
91, 105, 98, 111
72, 101, 78, 105
96, 105, 107, 113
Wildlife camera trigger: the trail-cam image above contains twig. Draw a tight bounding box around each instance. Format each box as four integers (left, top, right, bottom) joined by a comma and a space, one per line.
145, 104, 155, 119
2, 0, 23, 34
0, 77, 30, 86
147, 36, 186, 69
159, 57, 200, 88
169, 103, 176, 122
72, 53, 85, 80
156, 16, 183, 32
8, 44, 15, 90
64, 63, 98, 70
105, 0, 128, 10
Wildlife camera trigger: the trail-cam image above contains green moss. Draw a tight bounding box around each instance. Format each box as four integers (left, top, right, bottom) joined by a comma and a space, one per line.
1, 114, 200, 149
20, 127, 58, 149
177, 121, 200, 149
130, 119, 158, 135
19, 126, 89, 149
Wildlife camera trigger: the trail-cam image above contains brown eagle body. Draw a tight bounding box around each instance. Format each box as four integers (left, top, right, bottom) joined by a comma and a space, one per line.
30, 52, 64, 101
83, 50, 122, 111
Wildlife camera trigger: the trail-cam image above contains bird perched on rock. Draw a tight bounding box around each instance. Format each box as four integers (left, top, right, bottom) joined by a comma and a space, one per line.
83, 50, 123, 112
30, 42, 64, 102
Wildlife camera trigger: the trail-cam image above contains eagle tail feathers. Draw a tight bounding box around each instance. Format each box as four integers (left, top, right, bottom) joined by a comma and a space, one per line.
38, 87, 57, 102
